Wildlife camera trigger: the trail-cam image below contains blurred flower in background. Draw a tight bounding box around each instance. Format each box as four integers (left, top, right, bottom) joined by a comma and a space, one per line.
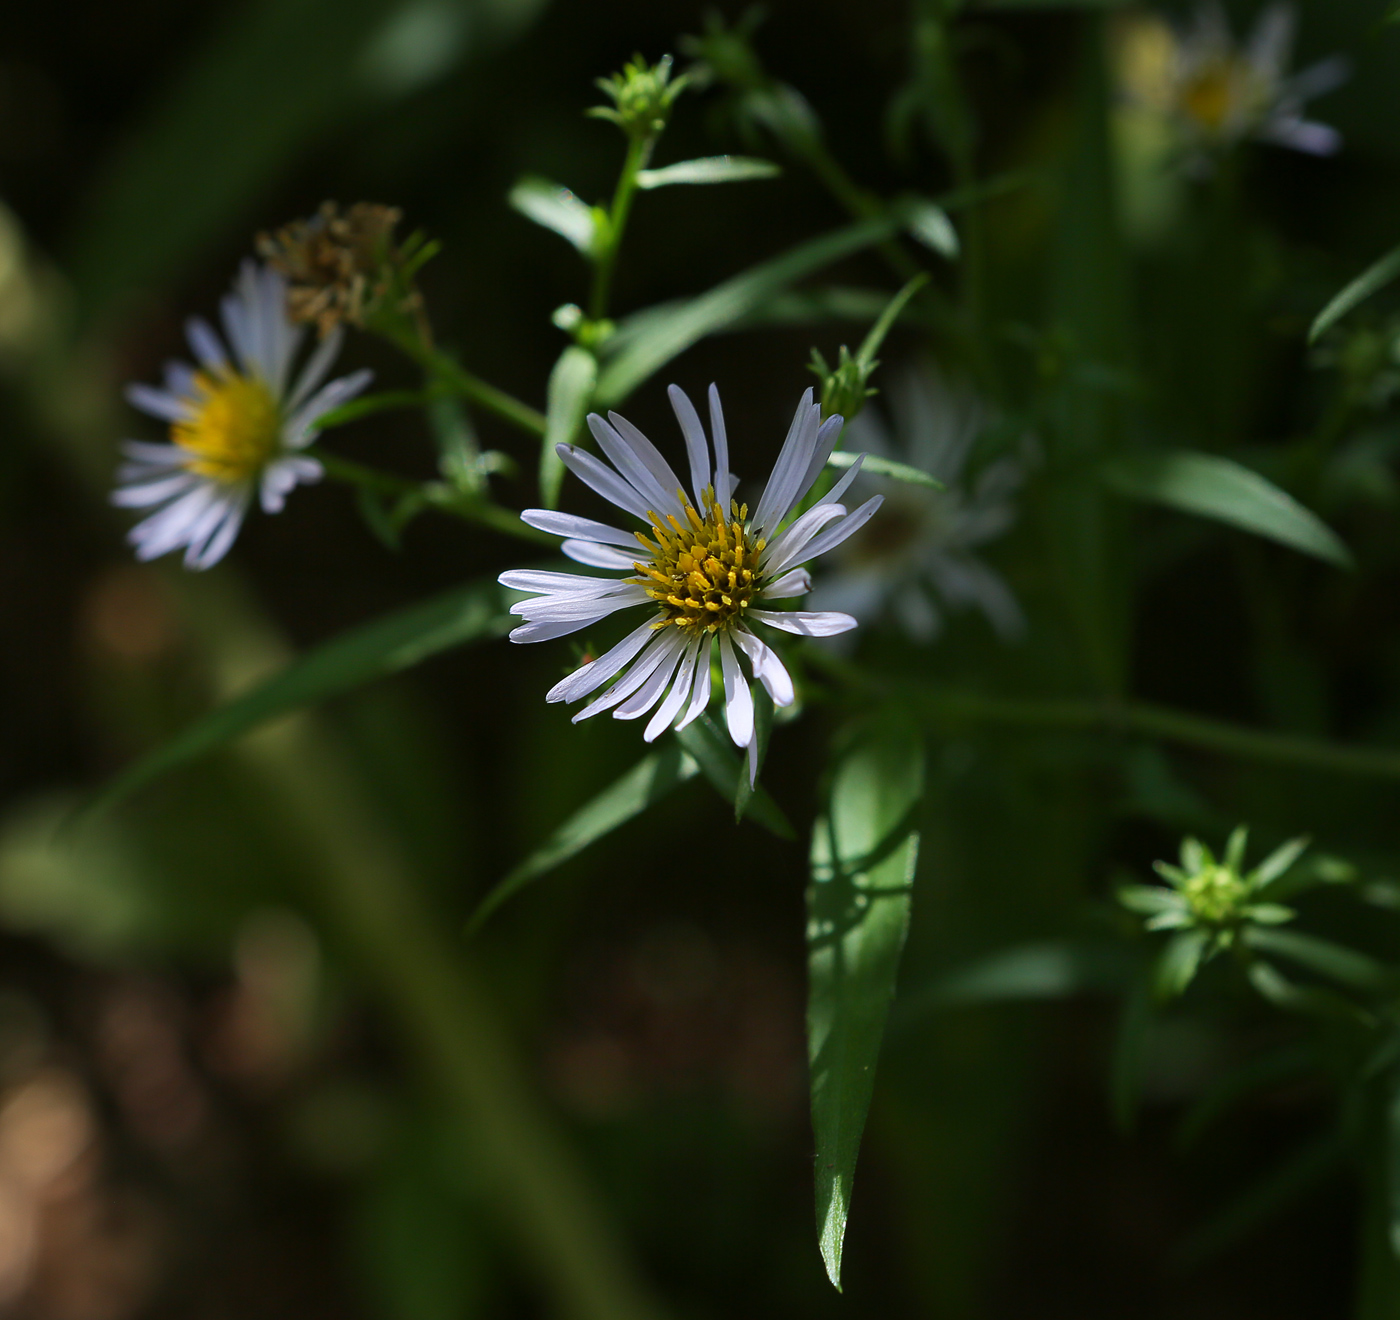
1113, 3, 1347, 166
807, 363, 1026, 645
111, 261, 371, 569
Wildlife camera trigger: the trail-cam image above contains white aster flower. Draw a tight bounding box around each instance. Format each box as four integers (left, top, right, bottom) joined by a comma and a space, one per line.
806, 364, 1025, 644
1116, 2, 1347, 163
500, 385, 882, 780
112, 260, 372, 569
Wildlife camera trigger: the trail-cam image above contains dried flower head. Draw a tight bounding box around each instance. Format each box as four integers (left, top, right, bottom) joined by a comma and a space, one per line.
257, 202, 405, 338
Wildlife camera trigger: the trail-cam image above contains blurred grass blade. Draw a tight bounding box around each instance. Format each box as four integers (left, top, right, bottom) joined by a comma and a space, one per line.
595, 213, 906, 407
1242, 926, 1392, 994
467, 743, 699, 935
903, 201, 959, 259
1101, 450, 1352, 568
826, 451, 944, 488
807, 729, 923, 1289
509, 176, 599, 254
80, 579, 508, 821
1310, 241, 1400, 344
542, 346, 598, 506
635, 156, 780, 188
673, 716, 794, 839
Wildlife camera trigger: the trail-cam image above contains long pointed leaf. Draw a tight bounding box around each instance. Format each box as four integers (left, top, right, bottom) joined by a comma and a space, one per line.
1101, 450, 1352, 568
81, 580, 508, 820
594, 213, 906, 407
542, 346, 597, 506
467, 743, 699, 934
673, 715, 795, 840
807, 729, 924, 1289
1310, 242, 1400, 344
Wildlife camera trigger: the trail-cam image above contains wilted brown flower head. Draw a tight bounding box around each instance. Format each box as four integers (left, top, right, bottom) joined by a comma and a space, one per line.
257, 202, 404, 338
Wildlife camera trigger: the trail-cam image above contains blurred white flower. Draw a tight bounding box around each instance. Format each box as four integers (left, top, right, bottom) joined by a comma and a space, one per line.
806, 364, 1025, 644
112, 261, 371, 569
1114, 3, 1347, 164
501, 385, 881, 780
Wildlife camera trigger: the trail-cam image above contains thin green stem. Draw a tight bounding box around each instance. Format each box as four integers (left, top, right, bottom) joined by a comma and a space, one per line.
590, 134, 651, 321
309, 448, 555, 545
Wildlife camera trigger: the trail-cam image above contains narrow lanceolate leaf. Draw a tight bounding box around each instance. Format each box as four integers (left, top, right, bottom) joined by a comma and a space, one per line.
80, 580, 509, 821
826, 451, 944, 489
807, 730, 924, 1290
635, 155, 780, 189
467, 742, 699, 934
1309, 241, 1400, 344
509, 176, 599, 254
1242, 926, 1393, 994
542, 346, 597, 506
594, 213, 907, 407
673, 715, 795, 840
1100, 450, 1353, 568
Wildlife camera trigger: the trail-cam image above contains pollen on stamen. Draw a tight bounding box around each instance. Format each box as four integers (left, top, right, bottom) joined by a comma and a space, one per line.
631, 485, 762, 634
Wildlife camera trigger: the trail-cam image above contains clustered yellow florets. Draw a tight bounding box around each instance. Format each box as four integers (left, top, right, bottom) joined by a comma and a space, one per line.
632, 487, 764, 633
171, 371, 281, 483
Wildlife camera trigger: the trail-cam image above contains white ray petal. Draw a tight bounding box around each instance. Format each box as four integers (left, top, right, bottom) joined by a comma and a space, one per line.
708, 385, 732, 510
500, 568, 635, 596
676, 634, 714, 730
556, 445, 653, 521
573, 630, 685, 722
562, 540, 641, 570
645, 635, 703, 741
185, 317, 229, 372
614, 635, 688, 720
125, 383, 193, 423
111, 472, 200, 508
718, 631, 753, 750
762, 502, 848, 576
761, 567, 811, 600
732, 626, 795, 707
520, 509, 638, 547
285, 326, 347, 414
586, 414, 684, 519
547, 619, 657, 702
283, 369, 373, 447
749, 609, 857, 637
795, 494, 884, 564
667, 385, 712, 507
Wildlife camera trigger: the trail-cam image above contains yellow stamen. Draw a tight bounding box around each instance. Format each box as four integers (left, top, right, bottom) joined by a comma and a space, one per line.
171, 371, 281, 483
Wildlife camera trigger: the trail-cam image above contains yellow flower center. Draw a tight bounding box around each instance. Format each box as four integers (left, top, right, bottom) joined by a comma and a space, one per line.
171, 371, 282, 483
632, 489, 764, 633
1180, 58, 1260, 134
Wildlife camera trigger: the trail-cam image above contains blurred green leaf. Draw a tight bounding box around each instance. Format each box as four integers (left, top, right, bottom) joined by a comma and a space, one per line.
1101, 450, 1353, 568
673, 715, 794, 839
903, 201, 959, 259
1243, 927, 1393, 994
1155, 928, 1210, 998
542, 346, 597, 506
509, 176, 599, 254
81, 579, 508, 821
824, 451, 943, 488
1310, 242, 1400, 344
807, 729, 923, 1289
467, 742, 699, 934
595, 212, 907, 406
635, 155, 780, 188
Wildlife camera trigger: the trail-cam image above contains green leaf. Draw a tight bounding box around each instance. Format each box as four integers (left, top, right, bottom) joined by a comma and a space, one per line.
541, 346, 598, 507
825, 451, 944, 489
1247, 960, 1371, 1022
1309, 242, 1400, 344
1100, 450, 1353, 568
1155, 929, 1210, 998
635, 155, 780, 188
1224, 824, 1248, 873
807, 729, 924, 1290
508, 176, 599, 255
1242, 927, 1393, 994
466, 743, 699, 935
903, 200, 959, 259
1117, 884, 1185, 916
594, 212, 907, 407
673, 715, 794, 840
79, 580, 509, 822
1388, 1069, 1400, 1260
1248, 836, 1310, 890
734, 685, 775, 823
1243, 903, 1297, 925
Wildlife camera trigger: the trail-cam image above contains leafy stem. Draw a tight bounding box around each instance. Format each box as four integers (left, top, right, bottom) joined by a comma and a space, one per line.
590, 133, 652, 321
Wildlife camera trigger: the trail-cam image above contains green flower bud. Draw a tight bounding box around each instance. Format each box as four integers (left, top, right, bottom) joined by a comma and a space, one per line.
809, 345, 877, 424
589, 54, 688, 141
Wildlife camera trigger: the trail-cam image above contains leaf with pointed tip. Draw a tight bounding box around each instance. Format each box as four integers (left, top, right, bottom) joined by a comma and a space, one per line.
594, 213, 906, 407
1101, 450, 1352, 568
807, 729, 923, 1289
825, 452, 944, 489
673, 715, 794, 839
78, 580, 509, 823
1243, 927, 1393, 994
635, 155, 780, 188
541, 346, 597, 506
467, 742, 699, 934
509, 176, 598, 254
904, 200, 959, 259
1310, 241, 1400, 344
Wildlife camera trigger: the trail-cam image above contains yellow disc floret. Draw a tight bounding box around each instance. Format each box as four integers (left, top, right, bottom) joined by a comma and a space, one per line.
633, 488, 764, 633
171, 371, 282, 483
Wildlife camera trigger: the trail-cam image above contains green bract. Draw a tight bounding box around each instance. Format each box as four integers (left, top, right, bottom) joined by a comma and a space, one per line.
589, 53, 689, 141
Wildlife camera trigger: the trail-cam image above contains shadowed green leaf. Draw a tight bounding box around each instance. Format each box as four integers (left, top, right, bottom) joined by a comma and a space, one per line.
80, 579, 509, 822
467, 742, 699, 934
509, 176, 599, 254
635, 155, 780, 188
541, 346, 598, 506
673, 715, 794, 839
807, 729, 924, 1289
1310, 242, 1400, 344
1101, 450, 1352, 568
1243, 927, 1393, 994
595, 213, 907, 406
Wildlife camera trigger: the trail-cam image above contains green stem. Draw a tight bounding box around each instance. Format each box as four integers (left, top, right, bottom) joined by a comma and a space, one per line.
309, 449, 555, 545
590, 134, 651, 321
